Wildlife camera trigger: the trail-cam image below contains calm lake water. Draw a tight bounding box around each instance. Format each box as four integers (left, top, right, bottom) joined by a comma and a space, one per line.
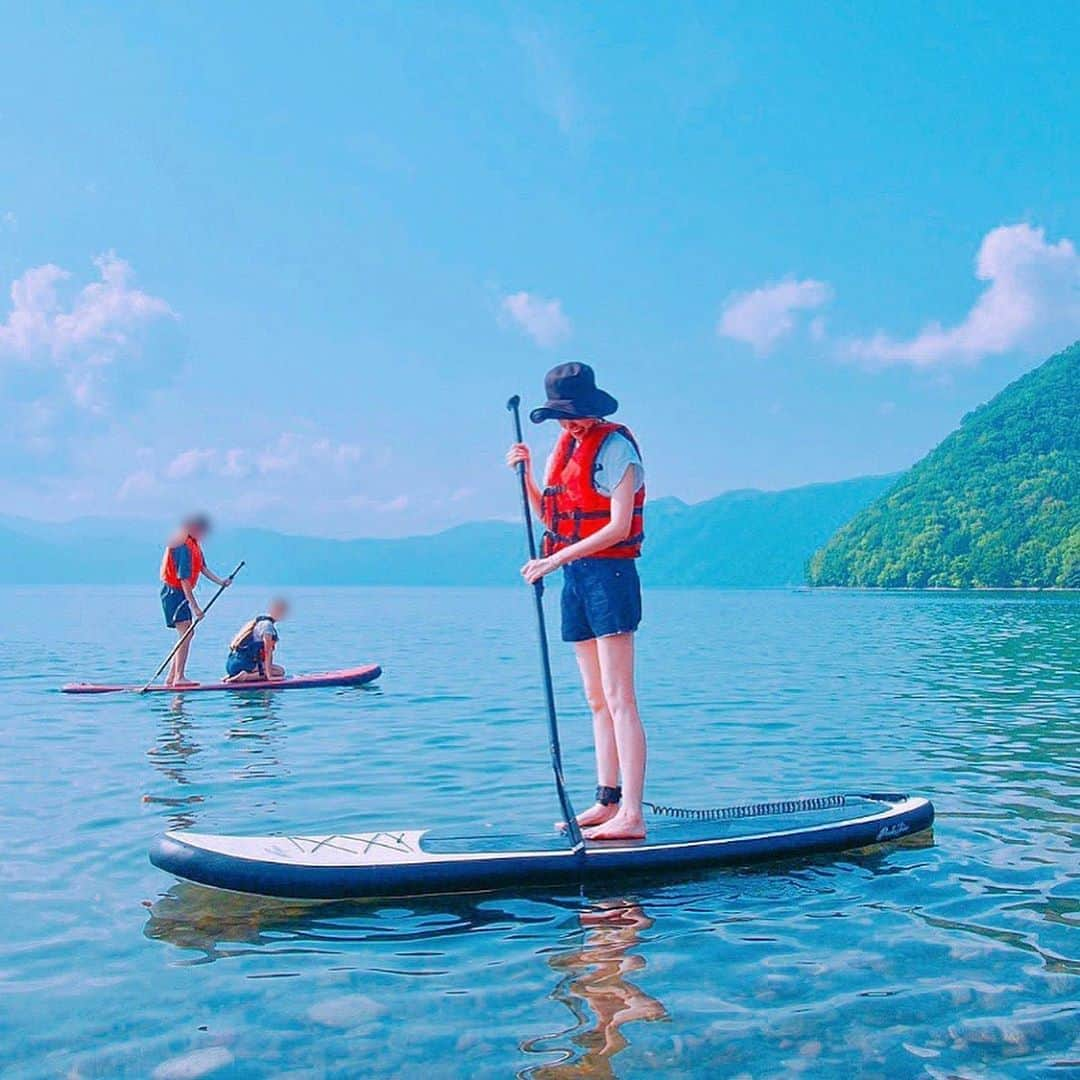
1, 585, 1077, 1078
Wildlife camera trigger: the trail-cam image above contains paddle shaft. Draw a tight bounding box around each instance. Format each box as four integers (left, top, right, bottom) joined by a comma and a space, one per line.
507, 397, 584, 851
141, 560, 245, 692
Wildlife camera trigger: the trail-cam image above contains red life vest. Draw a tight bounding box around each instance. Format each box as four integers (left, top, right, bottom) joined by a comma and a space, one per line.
541, 422, 645, 559
160, 536, 205, 588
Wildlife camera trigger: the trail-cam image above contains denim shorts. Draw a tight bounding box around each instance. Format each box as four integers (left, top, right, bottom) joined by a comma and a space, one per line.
226, 651, 259, 677
160, 585, 191, 628
560, 558, 642, 643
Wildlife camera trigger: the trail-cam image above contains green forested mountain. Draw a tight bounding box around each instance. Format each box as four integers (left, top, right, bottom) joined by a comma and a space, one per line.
808, 343, 1080, 588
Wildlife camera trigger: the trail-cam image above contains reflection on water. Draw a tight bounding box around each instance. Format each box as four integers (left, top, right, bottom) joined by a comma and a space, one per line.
144, 883, 563, 965
224, 693, 287, 784
142, 693, 291, 828
143, 697, 204, 828
521, 900, 667, 1079
145, 887, 668, 1075
4, 587, 1078, 1076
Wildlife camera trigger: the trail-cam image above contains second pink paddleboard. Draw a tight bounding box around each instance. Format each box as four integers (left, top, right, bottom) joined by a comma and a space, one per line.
62, 663, 382, 695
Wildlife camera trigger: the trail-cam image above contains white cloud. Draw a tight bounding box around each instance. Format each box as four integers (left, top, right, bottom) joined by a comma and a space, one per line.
513, 26, 584, 137
311, 437, 364, 467
850, 224, 1080, 367
502, 291, 572, 347
255, 436, 302, 474
97, 442, 417, 530
718, 278, 832, 355
166, 448, 218, 480
221, 448, 249, 478
0, 253, 177, 422
158, 435, 369, 486
117, 468, 158, 501
250, 433, 367, 475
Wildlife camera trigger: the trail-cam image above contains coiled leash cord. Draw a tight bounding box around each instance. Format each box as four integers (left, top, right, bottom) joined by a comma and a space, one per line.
643, 793, 848, 821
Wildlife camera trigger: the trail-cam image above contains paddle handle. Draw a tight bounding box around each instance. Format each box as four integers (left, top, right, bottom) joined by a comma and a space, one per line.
509, 397, 541, 563
506, 396, 583, 852
141, 560, 245, 693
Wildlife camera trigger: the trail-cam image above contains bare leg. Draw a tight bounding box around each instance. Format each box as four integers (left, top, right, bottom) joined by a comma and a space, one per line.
168, 621, 197, 686
583, 633, 646, 841
569, 640, 620, 828
224, 669, 261, 683
224, 663, 285, 684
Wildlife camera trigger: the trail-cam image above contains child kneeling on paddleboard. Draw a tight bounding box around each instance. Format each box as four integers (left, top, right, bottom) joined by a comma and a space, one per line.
506, 363, 647, 841
224, 599, 289, 682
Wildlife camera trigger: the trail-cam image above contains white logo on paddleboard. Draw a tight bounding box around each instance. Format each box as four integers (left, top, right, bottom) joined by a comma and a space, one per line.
876, 822, 910, 841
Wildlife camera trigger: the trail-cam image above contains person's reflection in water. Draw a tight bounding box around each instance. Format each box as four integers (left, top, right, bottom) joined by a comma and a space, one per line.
522, 899, 667, 1079
143, 695, 204, 829
225, 691, 285, 784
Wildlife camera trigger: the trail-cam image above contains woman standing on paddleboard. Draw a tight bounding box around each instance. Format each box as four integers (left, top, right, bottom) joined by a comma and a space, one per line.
507, 363, 647, 841
159, 514, 233, 686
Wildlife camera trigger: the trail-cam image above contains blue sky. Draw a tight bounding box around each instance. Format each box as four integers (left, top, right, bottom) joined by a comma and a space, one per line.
1, 2, 1077, 537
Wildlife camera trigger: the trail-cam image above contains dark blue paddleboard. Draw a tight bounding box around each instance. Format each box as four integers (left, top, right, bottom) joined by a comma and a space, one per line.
149, 792, 934, 900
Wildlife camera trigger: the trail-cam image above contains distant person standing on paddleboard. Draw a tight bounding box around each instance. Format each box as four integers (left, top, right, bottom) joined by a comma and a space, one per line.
506, 363, 647, 841
224, 599, 289, 682
159, 514, 233, 687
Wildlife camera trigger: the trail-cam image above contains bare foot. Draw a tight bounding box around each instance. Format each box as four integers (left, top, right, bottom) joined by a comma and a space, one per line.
578, 801, 620, 827
172, 678, 199, 688
583, 811, 646, 842
555, 801, 619, 832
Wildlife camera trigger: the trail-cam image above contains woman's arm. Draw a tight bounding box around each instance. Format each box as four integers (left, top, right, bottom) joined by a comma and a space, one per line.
521, 468, 637, 583
505, 443, 543, 516
262, 638, 277, 679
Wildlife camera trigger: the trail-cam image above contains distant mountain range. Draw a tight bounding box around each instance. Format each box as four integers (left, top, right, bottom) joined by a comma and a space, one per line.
809, 342, 1080, 589
17, 343, 1072, 592
0, 474, 897, 587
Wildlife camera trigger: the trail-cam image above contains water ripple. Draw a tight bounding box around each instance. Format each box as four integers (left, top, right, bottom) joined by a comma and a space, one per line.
1, 586, 1077, 1077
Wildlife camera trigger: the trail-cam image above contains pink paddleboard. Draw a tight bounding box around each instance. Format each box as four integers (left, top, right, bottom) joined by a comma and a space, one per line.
62, 664, 382, 695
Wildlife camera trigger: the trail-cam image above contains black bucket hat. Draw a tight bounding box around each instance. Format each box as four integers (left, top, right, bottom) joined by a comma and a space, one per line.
530, 362, 618, 423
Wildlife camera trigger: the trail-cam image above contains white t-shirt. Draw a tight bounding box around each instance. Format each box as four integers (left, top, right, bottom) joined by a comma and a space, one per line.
252, 617, 279, 646
546, 432, 644, 495
593, 432, 644, 495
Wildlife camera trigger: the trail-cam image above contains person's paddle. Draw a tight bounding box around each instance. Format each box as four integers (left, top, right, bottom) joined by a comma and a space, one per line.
141, 560, 245, 693
507, 396, 584, 852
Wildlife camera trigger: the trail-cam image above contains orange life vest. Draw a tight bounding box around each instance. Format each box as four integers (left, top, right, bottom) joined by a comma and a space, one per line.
160, 536, 205, 588
541, 422, 645, 559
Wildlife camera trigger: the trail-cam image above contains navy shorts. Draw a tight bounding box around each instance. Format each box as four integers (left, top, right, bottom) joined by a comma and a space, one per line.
226, 651, 259, 677
161, 585, 192, 628
560, 558, 642, 643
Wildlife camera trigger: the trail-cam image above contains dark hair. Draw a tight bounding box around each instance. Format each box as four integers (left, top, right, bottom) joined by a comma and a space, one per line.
182, 513, 211, 534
